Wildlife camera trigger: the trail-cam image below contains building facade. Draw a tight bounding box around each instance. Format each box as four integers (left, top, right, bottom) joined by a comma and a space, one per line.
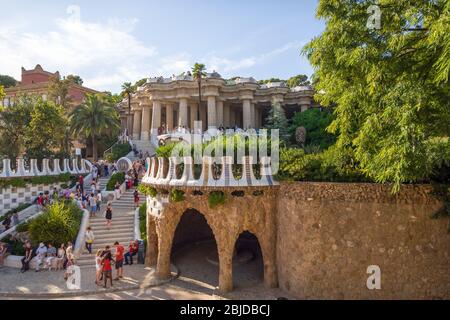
1, 64, 99, 109
119, 72, 316, 140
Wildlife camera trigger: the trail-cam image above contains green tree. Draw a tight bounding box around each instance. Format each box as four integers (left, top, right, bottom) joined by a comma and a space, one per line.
290, 108, 335, 150
265, 103, 290, 145
121, 82, 135, 135
0, 95, 33, 159
66, 74, 83, 86
0, 75, 17, 88
70, 94, 121, 161
0, 85, 4, 112
286, 74, 310, 87
48, 75, 72, 108
192, 63, 207, 121
303, 0, 450, 190
24, 98, 67, 160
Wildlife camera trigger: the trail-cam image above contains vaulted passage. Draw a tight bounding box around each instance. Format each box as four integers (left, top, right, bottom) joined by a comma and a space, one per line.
171, 209, 220, 290
232, 231, 264, 289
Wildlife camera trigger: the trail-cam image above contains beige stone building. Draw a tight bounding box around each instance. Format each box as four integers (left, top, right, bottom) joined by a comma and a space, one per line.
118, 72, 316, 140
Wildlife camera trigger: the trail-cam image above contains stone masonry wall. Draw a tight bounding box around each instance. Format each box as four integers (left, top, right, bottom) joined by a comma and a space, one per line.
277, 182, 450, 299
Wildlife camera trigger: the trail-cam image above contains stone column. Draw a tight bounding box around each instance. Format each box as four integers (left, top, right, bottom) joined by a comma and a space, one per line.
141, 105, 151, 140
242, 99, 252, 129
179, 98, 188, 127
166, 104, 174, 132
190, 103, 198, 130
250, 103, 256, 129
132, 110, 142, 140
223, 103, 231, 128
151, 100, 161, 135
216, 100, 224, 127
145, 215, 158, 267
207, 96, 217, 129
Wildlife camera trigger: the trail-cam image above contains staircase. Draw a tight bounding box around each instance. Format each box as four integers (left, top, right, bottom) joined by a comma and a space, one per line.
76, 187, 145, 268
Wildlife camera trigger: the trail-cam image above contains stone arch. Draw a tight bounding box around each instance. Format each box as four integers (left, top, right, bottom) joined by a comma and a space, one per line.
236, 229, 278, 289
231, 231, 264, 288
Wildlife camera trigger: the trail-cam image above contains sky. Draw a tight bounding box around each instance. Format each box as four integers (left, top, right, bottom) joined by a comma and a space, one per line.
0, 0, 325, 93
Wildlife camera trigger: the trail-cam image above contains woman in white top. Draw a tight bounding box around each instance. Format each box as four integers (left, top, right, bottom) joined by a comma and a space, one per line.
95, 249, 103, 285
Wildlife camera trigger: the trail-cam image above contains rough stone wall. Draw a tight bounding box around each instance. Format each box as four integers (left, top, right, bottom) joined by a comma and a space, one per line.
148, 187, 279, 291
277, 182, 450, 299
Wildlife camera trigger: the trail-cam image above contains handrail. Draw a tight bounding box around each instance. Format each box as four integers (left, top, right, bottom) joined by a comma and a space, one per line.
103, 131, 130, 158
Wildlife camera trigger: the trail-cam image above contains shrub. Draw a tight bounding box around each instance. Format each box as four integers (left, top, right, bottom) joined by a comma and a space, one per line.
28, 201, 83, 247
208, 191, 226, 208
105, 143, 132, 162
106, 172, 126, 191
15, 222, 30, 233
276, 146, 370, 182
169, 189, 185, 202
0, 173, 73, 190
137, 184, 157, 197
289, 108, 336, 149
2, 235, 26, 255
139, 203, 147, 239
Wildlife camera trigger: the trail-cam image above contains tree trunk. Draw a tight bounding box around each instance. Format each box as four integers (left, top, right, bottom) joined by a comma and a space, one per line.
92, 134, 98, 161
128, 94, 132, 135
197, 77, 201, 122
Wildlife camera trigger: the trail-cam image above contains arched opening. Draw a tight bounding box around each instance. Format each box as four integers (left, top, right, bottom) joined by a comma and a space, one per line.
171, 209, 220, 290
232, 231, 264, 289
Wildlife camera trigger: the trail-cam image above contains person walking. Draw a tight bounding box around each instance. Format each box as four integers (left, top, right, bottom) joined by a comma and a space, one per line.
96, 192, 102, 214
105, 203, 113, 229
85, 227, 95, 254
101, 249, 114, 288
79, 175, 84, 194
133, 190, 140, 209
89, 193, 97, 217
95, 249, 103, 285
114, 241, 125, 280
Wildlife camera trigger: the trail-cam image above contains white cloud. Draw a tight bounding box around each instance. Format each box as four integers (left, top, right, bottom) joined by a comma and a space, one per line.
0, 6, 303, 92
0, 10, 156, 92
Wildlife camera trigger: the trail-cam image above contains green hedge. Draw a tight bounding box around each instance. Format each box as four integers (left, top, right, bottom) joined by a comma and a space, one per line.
106, 172, 126, 191
137, 184, 157, 197
0, 173, 72, 190
28, 201, 83, 247
276, 146, 370, 182
139, 202, 147, 239
169, 189, 185, 202
105, 143, 132, 162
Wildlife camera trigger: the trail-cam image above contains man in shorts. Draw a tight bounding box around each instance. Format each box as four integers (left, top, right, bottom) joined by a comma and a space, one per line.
114, 241, 125, 280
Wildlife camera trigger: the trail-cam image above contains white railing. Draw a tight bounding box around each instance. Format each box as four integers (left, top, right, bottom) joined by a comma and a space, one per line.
0, 158, 92, 178
141, 155, 277, 188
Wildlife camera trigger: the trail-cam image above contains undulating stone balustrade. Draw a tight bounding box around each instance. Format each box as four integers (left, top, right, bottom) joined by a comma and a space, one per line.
141, 156, 278, 188
0, 158, 92, 178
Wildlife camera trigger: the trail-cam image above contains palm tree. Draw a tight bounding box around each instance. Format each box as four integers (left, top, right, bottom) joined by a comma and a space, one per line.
191, 63, 207, 125
121, 82, 135, 136
70, 94, 120, 161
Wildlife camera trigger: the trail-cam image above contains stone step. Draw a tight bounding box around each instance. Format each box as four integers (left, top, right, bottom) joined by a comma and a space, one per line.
88, 222, 134, 229
90, 237, 134, 245
87, 227, 134, 235
94, 228, 134, 241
